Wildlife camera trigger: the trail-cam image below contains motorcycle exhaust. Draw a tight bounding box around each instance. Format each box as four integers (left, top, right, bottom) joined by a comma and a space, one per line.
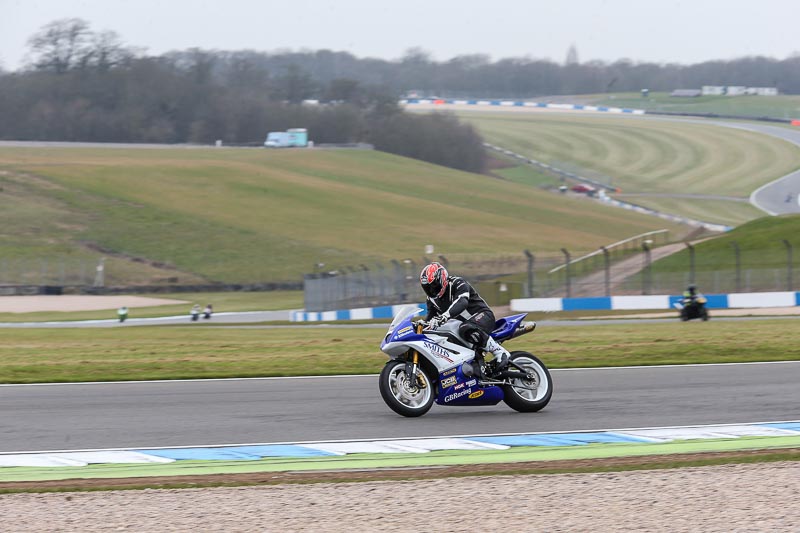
511, 321, 536, 339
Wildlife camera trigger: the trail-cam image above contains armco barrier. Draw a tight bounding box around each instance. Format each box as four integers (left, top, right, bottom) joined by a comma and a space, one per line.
511, 291, 800, 313
291, 291, 800, 321
292, 304, 425, 322
402, 98, 646, 115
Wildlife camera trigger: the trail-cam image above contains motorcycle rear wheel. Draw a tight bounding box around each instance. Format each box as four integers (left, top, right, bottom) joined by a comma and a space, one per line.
502, 351, 553, 412
379, 360, 435, 417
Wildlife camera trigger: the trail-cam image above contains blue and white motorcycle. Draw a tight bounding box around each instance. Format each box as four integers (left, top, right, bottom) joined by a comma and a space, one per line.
379, 305, 553, 417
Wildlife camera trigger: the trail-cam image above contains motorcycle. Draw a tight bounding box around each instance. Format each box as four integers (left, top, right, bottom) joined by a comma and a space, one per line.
677, 296, 709, 321
378, 305, 553, 417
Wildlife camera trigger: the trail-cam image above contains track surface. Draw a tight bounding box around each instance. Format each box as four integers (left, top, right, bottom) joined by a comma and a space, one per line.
1, 362, 798, 453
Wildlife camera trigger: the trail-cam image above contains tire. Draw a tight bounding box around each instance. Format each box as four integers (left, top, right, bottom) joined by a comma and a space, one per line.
502, 351, 553, 412
379, 360, 435, 417
702, 308, 709, 321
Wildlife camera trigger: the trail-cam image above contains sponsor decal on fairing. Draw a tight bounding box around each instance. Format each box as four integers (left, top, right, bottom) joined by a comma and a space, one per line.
424, 341, 454, 363
441, 376, 457, 388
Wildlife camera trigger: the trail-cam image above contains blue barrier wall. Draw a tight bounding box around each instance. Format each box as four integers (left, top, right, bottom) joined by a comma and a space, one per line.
291, 291, 800, 321
401, 99, 646, 115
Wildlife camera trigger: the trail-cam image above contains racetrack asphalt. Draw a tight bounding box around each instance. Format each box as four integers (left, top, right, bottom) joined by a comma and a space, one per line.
1, 361, 798, 453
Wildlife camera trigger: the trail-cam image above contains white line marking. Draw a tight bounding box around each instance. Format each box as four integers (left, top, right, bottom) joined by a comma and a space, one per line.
0, 360, 798, 387
2, 419, 797, 456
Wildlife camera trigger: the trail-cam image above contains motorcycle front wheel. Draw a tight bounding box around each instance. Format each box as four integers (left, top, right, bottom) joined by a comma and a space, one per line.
502, 351, 553, 412
379, 360, 435, 417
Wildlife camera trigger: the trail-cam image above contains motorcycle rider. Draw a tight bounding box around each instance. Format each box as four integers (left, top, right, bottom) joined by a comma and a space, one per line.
681, 284, 707, 317
419, 262, 510, 376
683, 284, 704, 303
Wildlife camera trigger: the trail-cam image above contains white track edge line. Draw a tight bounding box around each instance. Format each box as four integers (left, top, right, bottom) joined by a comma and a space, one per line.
1, 360, 798, 387
2, 419, 798, 456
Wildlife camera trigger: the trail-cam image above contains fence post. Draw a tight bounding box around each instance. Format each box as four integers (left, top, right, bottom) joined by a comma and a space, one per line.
93, 258, 105, 288
642, 240, 652, 295
524, 249, 534, 297
403, 259, 416, 302
391, 260, 403, 301
360, 264, 370, 305
374, 263, 385, 301
601, 246, 610, 297
561, 248, 571, 298
730, 242, 741, 293
684, 241, 695, 286
783, 239, 793, 291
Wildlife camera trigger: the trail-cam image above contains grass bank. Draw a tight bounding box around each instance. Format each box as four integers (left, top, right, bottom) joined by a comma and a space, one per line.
0, 147, 686, 285
460, 111, 800, 226
0, 318, 798, 383
587, 92, 800, 120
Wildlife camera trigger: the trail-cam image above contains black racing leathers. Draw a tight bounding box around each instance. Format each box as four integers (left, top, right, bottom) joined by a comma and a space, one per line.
425, 276, 495, 349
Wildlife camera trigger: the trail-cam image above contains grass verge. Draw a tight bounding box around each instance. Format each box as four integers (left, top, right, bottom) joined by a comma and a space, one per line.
0, 318, 799, 383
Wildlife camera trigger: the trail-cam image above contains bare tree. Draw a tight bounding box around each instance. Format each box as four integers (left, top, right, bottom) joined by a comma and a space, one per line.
26, 18, 92, 73
89, 30, 136, 71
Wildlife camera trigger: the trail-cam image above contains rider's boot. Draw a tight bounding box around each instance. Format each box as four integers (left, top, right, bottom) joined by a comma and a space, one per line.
485, 336, 510, 374
469, 348, 486, 380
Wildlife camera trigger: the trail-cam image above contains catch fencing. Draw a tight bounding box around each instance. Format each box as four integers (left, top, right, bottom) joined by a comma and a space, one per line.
0, 257, 106, 294
304, 232, 800, 312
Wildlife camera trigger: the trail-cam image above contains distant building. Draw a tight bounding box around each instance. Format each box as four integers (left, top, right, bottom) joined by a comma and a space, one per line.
726, 86, 747, 96
702, 85, 778, 96
670, 89, 702, 97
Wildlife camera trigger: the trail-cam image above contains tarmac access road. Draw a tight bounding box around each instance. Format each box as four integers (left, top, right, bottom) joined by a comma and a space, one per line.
1, 361, 798, 453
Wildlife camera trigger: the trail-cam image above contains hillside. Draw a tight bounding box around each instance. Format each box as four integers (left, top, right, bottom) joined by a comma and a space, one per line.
460, 111, 800, 226
585, 92, 800, 120
0, 145, 691, 285
642, 214, 800, 294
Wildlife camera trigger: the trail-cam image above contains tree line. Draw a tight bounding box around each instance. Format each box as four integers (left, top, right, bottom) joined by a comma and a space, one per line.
0, 19, 487, 172
3, 18, 800, 173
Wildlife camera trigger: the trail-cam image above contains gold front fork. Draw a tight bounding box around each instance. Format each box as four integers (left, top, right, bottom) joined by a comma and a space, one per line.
408, 322, 425, 388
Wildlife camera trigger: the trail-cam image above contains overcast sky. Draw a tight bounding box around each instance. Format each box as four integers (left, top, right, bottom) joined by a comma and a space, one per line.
2, 0, 798, 70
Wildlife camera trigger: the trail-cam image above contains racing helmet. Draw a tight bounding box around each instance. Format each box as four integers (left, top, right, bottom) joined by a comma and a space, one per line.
420, 262, 448, 298
687, 284, 697, 295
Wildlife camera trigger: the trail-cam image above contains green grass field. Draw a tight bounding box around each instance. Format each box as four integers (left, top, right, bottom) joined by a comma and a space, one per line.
616, 196, 766, 227
462, 112, 800, 197
0, 146, 689, 286
0, 318, 798, 383
459, 111, 800, 226
587, 92, 800, 120
652, 214, 800, 273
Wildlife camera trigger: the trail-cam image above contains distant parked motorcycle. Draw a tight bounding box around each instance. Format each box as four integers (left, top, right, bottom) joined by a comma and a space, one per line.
378, 305, 553, 417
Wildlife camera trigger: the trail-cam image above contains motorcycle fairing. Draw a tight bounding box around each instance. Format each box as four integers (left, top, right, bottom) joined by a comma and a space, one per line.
435, 365, 503, 406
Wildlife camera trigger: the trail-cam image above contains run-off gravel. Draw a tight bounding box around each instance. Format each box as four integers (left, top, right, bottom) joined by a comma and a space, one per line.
0, 462, 797, 532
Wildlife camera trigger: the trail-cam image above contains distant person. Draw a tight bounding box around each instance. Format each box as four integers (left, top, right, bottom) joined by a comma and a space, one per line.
786, 193, 793, 203
203, 304, 213, 319
190, 304, 201, 322
117, 306, 128, 323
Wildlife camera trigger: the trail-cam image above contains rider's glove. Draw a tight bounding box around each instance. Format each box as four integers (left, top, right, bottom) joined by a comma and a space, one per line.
430, 313, 449, 328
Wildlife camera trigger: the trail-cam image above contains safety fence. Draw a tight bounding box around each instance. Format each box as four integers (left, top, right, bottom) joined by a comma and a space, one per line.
304, 233, 673, 312
304, 232, 800, 312
0, 258, 106, 292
